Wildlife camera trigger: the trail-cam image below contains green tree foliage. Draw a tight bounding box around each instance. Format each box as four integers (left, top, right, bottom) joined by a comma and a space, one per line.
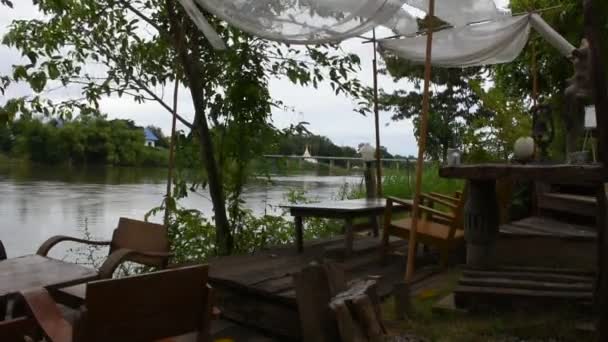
379, 58, 489, 161
463, 84, 532, 162
4, 116, 168, 166
492, 0, 608, 158
1, 0, 363, 255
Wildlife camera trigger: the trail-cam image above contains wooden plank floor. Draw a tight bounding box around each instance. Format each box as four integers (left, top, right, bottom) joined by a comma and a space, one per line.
208, 234, 437, 340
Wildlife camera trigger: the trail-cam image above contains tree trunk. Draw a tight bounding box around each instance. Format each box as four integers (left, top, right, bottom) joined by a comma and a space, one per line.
165, 1, 233, 255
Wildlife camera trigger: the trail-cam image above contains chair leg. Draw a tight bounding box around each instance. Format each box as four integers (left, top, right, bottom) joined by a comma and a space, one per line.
439, 247, 449, 268
0, 296, 6, 320
380, 228, 391, 264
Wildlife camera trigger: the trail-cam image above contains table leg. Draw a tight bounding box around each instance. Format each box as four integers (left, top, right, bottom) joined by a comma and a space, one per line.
369, 215, 379, 237
295, 216, 304, 253
464, 180, 499, 269
0, 296, 6, 320
345, 217, 354, 257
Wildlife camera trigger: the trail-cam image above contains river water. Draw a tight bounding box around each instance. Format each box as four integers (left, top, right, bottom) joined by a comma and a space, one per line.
0, 161, 364, 258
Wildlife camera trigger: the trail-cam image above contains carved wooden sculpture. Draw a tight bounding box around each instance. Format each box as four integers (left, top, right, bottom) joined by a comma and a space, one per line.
564, 39, 593, 157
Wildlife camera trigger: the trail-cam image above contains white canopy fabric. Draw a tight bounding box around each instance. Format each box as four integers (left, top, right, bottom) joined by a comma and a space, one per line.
379, 13, 575, 68
189, 0, 414, 45
182, 0, 501, 46
405, 0, 501, 27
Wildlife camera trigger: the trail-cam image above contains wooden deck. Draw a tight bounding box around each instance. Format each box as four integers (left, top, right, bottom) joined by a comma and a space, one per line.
208, 234, 438, 340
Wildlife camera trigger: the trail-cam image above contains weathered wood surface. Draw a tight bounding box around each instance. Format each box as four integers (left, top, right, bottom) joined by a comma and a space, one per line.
538, 192, 597, 218
294, 263, 345, 342
330, 280, 385, 342
284, 199, 406, 253
495, 234, 597, 269
439, 164, 606, 184
454, 267, 594, 309
584, 0, 608, 337
500, 216, 596, 239
208, 235, 443, 340
281, 198, 386, 216
0, 255, 97, 297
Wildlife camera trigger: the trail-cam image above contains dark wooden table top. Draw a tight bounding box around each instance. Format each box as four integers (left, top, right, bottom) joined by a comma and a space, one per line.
0, 255, 98, 297
440, 163, 606, 184
281, 198, 402, 216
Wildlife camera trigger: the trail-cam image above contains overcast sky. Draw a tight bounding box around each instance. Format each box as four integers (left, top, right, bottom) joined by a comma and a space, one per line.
0, 1, 509, 156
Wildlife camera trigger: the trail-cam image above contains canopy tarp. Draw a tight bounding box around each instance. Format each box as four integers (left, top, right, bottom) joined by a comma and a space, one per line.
405, 0, 501, 27
379, 13, 575, 68
180, 0, 502, 46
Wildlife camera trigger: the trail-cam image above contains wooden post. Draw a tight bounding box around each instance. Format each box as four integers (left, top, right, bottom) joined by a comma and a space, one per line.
294, 262, 346, 342
406, 0, 436, 282
372, 28, 383, 198
583, 1, 608, 340
531, 31, 539, 107
295, 216, 304, 253
364, 162, 378, 199
393, 282, 410, 320
164, 77, 180, 226
364, 162, 380, 236
464, 180, 499, 268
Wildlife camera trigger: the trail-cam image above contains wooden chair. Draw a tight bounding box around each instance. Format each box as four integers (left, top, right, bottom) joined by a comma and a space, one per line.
0, 315, 39, 342
37, 217, 172, 308
381, 190, 466, 267
16, 265, 215, 342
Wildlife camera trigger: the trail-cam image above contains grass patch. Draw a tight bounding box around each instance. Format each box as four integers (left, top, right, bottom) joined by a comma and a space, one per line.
382, 164, 464, 199
381, 268, 590, 342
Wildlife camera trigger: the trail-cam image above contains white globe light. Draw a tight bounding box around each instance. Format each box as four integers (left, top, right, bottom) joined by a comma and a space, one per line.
359, 144, 376, 162
513, 137, 535, 162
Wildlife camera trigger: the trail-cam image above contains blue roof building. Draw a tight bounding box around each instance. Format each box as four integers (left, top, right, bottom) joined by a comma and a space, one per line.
144, 127, 159, 148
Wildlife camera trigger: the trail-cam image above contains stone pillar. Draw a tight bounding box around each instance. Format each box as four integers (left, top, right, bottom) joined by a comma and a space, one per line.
329, 160, 335, 172
464, 180, 499, 269
346, 160, 350, 170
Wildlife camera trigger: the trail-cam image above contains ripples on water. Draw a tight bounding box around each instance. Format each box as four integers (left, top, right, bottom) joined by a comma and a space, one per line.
0, 162, 363, 257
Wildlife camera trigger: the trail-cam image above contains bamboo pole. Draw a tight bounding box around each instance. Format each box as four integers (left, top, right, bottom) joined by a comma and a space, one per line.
531, 36, 539, 107
372, 28, 383, 197
405, 0, 436, 282
164, 77, 180, 226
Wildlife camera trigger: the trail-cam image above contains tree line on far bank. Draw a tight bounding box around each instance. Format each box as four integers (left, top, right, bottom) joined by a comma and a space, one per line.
0, 115, 385, 169
0, 116, 169, 167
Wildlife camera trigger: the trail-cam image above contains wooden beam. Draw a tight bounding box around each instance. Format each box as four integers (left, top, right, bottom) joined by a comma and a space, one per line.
406, 0, 436, 282
372, 29, 383, 198
583, 1, 608, 340
164, 77, 179, 226
439, 164, 605, 184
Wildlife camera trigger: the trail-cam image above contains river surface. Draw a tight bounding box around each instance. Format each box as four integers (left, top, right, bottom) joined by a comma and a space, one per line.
0, 161, 364, 258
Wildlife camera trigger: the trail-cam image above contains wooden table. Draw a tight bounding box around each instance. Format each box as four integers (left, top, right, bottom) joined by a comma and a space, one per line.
0, 255, 98, 298
439, 163, 607, 268
282, 198, 403, 256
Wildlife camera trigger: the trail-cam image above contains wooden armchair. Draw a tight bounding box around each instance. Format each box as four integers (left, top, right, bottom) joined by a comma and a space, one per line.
37, 218, 172, 307
381, 190, 466, 267
12, 265, 215, 342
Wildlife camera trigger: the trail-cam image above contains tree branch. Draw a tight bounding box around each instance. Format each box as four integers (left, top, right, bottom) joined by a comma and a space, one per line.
117, 0, 166, 36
